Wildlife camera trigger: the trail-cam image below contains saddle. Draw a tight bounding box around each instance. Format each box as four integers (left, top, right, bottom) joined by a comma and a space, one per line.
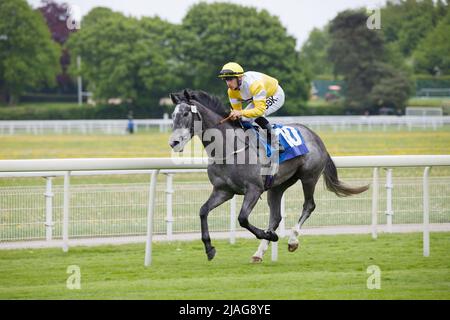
240, 121, 310, 189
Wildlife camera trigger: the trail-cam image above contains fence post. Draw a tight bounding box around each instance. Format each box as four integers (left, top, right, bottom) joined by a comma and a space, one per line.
271, 241, 278, 262
161, 113, 169, 133
280, 194, 286, 237
44, 177, 54, 241
385, 168, 393, 233
145, 170, 159, 267
423, 167, 431, 257
371, 168, 379, 239
230, 195, 237, 244
62, 171, 71, 252
165, 173, 174, 241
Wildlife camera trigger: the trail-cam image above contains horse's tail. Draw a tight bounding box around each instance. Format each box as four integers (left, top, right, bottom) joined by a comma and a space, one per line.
323, 154, 370, 197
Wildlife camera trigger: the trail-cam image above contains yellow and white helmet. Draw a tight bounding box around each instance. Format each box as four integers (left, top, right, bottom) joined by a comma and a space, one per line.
218, 62, 244, 79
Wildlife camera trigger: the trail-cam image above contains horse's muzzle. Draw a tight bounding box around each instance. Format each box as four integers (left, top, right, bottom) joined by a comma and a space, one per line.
169, 140, 180, 149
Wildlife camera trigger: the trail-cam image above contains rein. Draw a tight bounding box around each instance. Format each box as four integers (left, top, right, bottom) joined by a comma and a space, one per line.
219, 115, 233, 125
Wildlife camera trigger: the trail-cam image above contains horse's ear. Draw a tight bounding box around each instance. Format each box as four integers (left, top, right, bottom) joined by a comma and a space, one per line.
169, 93, 179, 105
183, 89, 191, 102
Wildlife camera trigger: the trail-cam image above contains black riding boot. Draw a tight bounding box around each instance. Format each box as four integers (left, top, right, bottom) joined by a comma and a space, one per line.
254, 117, 283, 190
254, 117, 284, 153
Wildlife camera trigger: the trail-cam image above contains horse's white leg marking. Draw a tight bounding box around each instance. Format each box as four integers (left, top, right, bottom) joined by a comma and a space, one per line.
253, 239, 269, 260
288, 223, 300, 245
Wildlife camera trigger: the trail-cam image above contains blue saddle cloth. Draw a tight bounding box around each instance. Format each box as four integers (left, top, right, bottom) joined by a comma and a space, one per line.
241, 122, 309, 164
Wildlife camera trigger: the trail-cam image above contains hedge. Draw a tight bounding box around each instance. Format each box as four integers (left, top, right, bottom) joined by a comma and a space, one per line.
0, 103, 164, 120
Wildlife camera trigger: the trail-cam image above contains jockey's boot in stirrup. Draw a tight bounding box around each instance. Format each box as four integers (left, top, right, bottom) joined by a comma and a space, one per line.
254, 117, 282, 190
255, 117, 285, 154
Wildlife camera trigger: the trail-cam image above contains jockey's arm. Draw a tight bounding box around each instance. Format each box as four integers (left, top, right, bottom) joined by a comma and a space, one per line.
241, 81, 266, 118
228, 88, 243, 111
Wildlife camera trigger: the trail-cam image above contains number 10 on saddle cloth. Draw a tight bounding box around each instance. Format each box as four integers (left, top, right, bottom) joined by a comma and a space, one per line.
242, 122, 309, 163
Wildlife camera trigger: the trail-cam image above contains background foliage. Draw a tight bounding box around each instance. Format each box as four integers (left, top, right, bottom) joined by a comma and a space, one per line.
0, 0, 449, 117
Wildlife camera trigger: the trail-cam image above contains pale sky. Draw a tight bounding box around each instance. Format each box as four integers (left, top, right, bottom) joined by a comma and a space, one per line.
27, 0, 386, 47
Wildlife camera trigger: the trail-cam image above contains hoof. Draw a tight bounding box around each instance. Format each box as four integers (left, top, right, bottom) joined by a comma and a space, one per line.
288, 242, 299, 252
206, 247, 216, 261
251, 256, 263, 264
265, 231, 279, 242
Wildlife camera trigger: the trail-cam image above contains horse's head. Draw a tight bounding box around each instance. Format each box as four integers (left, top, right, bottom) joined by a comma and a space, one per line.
168, 89, 199, 152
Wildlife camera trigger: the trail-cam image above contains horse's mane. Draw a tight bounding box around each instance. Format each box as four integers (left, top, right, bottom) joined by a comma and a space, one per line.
174, 89, 230, 118
192, 90, 230, 118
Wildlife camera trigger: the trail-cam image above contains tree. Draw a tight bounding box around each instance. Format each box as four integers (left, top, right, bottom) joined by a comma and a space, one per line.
181, 2, 310, 115
328, 10, 411, 112
369, 64, 412, 111
299, 26, 333, 77
67, 3, 309, 116
328, 10, 384, 110
413, 10, 450, 75
38, 0, 72, 44
66, 8, 187, 116
396, 0, 438, 56
38, 0, 77, 93
0, 0, 60, 104
296, 0, 449, 77
381, 0, 448, 57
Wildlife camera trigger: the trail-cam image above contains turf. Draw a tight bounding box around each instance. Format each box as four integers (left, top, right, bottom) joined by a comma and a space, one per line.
1, 127, 450, 159
1, 127, 449, 187
0, 128, 449, 300
0, 233, 449, 299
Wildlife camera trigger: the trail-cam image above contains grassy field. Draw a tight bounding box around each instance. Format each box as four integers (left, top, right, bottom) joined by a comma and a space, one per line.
0, 233, 449, 299
1, 127, 450, 159
0, 127, 449, 300
1, 127, 449, 187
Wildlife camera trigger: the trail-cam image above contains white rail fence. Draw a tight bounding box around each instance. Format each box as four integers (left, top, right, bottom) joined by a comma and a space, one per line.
0, 119, 171, 135
0, 156, 449, 266
0, 115, 449, 135
269, 115, 449, 131
406, 107, 443, 116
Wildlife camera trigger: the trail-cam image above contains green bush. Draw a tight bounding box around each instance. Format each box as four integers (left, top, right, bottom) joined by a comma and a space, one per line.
0, 103, 167, 120
302, 100, 347, 115
20, 93, 79, 104
413, 74, 450, 91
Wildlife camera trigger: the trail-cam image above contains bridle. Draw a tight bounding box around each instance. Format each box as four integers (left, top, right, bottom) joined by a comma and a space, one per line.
189, 104, 202, 137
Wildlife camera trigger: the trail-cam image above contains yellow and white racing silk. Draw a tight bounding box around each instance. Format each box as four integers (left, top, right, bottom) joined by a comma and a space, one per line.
227, 71, 279, 118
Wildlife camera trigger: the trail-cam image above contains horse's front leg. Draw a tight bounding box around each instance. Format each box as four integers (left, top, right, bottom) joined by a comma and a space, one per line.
238, 187, 276, 241
200, 189, 234, 261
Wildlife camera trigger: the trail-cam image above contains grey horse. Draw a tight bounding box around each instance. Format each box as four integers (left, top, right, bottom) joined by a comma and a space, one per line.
169, 89, 369, 262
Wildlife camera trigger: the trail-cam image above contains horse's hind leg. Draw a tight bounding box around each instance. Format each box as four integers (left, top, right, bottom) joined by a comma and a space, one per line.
288, 177, 318, 252
252, 188, 283, 263
252, 177, 298, 263
237, 187, 272, 241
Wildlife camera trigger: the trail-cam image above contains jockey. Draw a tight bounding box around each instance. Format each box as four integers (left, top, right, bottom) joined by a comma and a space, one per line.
218, 62, 285, 189
218, 62, 285, 153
